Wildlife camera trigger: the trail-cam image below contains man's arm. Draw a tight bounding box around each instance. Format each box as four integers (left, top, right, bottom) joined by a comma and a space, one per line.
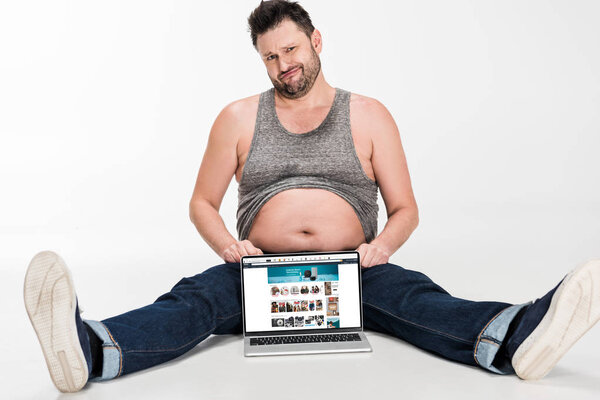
189, 99, 260, 260
353, 95, 419, 265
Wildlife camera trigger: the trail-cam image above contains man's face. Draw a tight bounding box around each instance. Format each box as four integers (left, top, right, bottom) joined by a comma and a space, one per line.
256, 19, 321, 99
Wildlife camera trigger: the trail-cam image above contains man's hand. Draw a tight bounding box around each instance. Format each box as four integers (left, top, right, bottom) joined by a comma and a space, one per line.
355, 243, 390, 268
221, 239, 264, 263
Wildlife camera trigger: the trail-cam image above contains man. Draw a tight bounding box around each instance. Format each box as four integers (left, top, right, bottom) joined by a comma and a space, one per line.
24, 0, 600, 393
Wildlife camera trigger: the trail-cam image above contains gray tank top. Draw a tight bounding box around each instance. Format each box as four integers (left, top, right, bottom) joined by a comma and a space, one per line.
236, 87, 379, 243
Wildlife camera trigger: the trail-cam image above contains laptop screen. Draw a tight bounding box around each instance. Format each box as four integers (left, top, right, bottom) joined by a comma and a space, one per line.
241, 251, 363, 336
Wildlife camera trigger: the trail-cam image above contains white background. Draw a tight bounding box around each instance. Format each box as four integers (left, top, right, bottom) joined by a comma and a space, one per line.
1, 0, 599, 399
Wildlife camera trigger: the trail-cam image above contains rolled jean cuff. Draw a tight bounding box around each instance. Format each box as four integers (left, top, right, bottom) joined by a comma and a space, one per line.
83, 319, 122, 381
474, 302, 532, 374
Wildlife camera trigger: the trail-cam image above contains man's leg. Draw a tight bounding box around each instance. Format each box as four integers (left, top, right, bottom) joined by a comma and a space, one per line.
361, 262, 523, 374
84, 261, 242, 381
25, 251, 242, 392
361, 261, 600, 378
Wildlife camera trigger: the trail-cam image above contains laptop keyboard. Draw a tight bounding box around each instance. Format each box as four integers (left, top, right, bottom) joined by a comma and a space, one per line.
250, 333, 362, 346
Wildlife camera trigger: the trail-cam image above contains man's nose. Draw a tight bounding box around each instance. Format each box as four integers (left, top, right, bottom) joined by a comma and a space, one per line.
278, 56, 294, 76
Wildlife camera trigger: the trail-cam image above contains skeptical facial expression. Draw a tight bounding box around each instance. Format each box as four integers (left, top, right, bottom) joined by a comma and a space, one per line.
256, 19, 321, 99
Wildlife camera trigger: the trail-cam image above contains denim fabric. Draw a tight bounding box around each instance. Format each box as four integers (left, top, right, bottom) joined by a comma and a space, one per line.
83, 319, 122, 381
85, 262, 522, 379
360, 264, 514, 370
473, 302, 532, 374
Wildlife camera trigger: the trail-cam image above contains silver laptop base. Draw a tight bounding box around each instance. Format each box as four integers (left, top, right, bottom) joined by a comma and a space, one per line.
244, 332, 372, 356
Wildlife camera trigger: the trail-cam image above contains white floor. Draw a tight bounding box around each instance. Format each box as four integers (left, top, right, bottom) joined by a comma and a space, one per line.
3, 204, 600, 399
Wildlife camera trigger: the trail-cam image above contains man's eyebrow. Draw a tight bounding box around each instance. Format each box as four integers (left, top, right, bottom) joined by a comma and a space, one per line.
262, 44, 297, 58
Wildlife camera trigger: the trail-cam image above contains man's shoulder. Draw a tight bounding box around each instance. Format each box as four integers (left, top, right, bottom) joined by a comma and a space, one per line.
209, 93, 261, 144
220, 93, 261, 123
348, 91, 389, 114
348, 91, 394, 127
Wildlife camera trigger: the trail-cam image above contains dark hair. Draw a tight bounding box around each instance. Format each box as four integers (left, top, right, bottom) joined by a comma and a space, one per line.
248, 0, 315, 49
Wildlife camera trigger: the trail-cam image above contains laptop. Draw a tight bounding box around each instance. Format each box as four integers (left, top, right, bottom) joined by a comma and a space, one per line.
240, 250, 372, 356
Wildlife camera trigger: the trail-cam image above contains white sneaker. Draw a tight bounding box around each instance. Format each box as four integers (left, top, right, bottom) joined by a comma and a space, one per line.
23, 251, 90, 392
510, 259, 600, 380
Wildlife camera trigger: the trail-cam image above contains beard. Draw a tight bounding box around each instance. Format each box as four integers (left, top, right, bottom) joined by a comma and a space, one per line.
270, 46, 321, 99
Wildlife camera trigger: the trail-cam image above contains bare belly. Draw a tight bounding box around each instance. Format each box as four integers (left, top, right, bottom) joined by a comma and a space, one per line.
246, 188, 366, 253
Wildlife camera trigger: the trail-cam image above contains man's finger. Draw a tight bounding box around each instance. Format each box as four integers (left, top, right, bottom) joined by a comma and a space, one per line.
363, 250, 375, 269
224, 249, 238, 263
241, 241, 257, 256
232, 244, 246, 259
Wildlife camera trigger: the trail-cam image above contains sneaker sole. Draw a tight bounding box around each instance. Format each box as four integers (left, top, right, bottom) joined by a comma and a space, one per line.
23, 251, 88, 392
512, 259, 600, 380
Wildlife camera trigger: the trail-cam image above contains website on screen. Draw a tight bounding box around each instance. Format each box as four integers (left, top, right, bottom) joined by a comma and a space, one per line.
243, 255, 361, 333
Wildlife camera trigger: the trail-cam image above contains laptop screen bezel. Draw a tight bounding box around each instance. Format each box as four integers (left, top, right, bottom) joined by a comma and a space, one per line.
240, 250, 364, 337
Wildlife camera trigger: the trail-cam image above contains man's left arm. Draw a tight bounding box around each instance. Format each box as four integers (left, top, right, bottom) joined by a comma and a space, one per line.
353, 97, 419, 268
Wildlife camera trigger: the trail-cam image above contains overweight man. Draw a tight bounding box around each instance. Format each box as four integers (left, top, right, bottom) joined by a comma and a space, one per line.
24, 0, 600, 393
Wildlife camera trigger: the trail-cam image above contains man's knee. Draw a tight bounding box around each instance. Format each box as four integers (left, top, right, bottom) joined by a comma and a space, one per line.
361, 262, 404, 277
170, 262, 240, 293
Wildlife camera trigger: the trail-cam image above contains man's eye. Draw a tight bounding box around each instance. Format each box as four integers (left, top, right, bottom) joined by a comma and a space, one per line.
287, 47, 295, 52
267, 55, 276, 61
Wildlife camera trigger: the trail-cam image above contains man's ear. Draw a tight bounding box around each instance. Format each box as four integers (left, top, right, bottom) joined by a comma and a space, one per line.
311, 29, 322, 53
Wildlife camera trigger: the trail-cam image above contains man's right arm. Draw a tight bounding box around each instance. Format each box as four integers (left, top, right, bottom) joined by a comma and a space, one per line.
188, 99, 263, 262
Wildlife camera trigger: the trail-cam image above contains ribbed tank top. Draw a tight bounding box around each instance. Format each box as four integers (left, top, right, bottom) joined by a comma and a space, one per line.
236, 87, 379, 243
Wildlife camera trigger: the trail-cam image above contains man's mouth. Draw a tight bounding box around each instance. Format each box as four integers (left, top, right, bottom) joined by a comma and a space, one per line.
281, 67, 300, 79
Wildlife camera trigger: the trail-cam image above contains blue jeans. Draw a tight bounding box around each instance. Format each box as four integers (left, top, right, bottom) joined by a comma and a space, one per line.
83, 262, 529, 381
